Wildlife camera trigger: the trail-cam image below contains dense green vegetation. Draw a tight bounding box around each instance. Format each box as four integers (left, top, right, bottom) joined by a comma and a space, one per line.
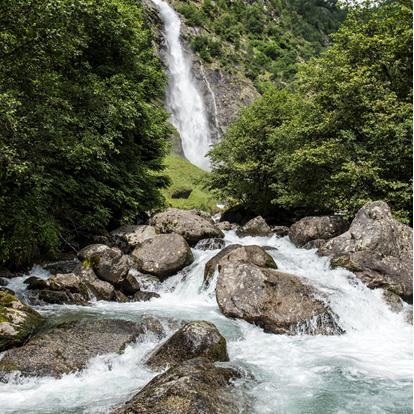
0, 0, 171, 267
163, 155, 218, 212
172, 0, 345, 88
207, 0, 413, 223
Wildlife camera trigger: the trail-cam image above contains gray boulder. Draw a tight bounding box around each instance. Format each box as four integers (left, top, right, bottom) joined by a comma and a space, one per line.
112, 358, 242, 414
194, 238, 226, 251
236, 216, 272, 237
149, 208, 224, 245
319, 201, 413, 302
216, 263, 343, 335
110, 225, 157, 253
132, 291, 160, 302
0, 289, 44, 352
42, 257, 80, 274
0, 317, 171, 379
303, 239, 326, 250
272, 226, 290, 237
132, 233, 194, 279
216, 221, 236, 231
146, 321, 228, 370
289, 216, 347, 247
204, 244, 277, 286
78, 244, 130, 284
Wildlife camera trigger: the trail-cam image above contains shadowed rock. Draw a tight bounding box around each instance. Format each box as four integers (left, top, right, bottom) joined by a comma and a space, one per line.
236, 216, 272, 237
194, 238, 226, 251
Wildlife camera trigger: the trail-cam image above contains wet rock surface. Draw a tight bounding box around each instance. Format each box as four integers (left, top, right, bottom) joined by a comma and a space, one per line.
216, 263, 343, 335
132, 233, 194, 279
289, 216, 347, 247
112, 357, 242, 414
194, 238, 226, 251
236, 216, 273, 238
319, 201, 413, 302
0, 289, 44, 352
146, 321, 229, 370
149, 208, 224, 246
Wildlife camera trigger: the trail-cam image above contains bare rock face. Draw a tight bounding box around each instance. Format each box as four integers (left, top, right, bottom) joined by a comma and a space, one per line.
0, 289, 44, 352
132, 233, 194, 279
204, 244, 277, 287
146, 321, 228, 370
112, 358, 242, 414
236, 216, 273, 238
0, 317, 172, 379
216, 263, 343, 335
78, 244, 130, 285
149, 208, 224, 246
194, 238, 226, 251
289, 216, 347, 247
110, 225, 157, 253
319, 201, 413, 302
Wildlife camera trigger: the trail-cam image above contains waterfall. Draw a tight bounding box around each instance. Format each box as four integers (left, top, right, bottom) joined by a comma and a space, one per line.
151, 0, 212, 170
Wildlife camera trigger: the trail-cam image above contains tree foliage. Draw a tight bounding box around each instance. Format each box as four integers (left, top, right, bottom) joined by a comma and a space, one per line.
0, 0, 171, 267
208, 0, 412, 222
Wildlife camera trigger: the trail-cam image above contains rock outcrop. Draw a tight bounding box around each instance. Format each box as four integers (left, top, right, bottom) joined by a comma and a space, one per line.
236, 216, 273, 238
132, 233, 194, 279
204, 244, 277, 286
0, 289, 44, 352
319, 201, 413, 302
216, 263, 343, 335
146, 321, 228, 370
149, 208, 224, 246
0, 317, 171, 379
289, 216, 347, 247
112, 358, 242, 414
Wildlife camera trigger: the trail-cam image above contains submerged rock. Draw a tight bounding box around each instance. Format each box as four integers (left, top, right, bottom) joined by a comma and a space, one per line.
149, 208, 224, 245
319, 201, 413, 302
146, 321, 228, 370
0, 318, 170, 379
204, 244, 277, 286
194, 238, 226, 251
0, 289, 44, 352
110, 225, 157, 253
289, 216, 347, 247
112, 358, 242, 414
132, 233, 194, 279
216, 263, 343, 335
236, 216, 272, 237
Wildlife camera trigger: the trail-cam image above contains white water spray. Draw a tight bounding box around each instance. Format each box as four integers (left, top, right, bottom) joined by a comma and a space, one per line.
151, 0, 212, 170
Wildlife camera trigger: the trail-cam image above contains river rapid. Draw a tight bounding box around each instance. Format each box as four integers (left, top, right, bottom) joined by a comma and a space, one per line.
0, 231, 412, 414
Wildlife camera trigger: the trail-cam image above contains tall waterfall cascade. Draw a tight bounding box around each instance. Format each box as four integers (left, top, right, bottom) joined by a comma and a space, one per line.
151, 0, 212, 170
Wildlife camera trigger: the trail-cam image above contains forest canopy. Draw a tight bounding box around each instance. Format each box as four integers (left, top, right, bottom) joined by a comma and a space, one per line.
207, 0, 413, 223
0, 0, 171, 267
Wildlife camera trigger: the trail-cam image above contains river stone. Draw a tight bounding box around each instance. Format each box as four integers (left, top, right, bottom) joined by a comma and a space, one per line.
132, 291, 160, 302
0, 289, 44, 352
132, 233, 194, 279
112, 358, 242, 414
216, 221, 234, 231
0, 318, 168, 379
146, 321, 229, 370
194, 238, 226, 251
42, 257, 80, 274
149, 208, 224, 245
204, 244, 277, 287
319, 201, 413, 302
77, 244, 130, 284
116, 273, 141, 296
110, 225, 158, 253
289, 216, 347, 247
216, 263, 343, 335
272, 225, 290, 237
236, 216, 272, 237
303, 239, 326, 250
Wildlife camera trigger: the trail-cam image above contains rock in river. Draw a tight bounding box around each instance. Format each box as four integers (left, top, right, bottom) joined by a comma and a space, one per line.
236, 216, 273, 238
110, 225, 158, 253
216, 263, 343, 335
146, 321, 229, 370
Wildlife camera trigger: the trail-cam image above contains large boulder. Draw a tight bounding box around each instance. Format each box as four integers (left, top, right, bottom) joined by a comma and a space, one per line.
112, 358, 242, 414
194, 238, 226, 251
289, 216, 347, 247
132, 233, 194, 279
149, 208, 224, 246
216, 263, 343, 335
204, 244, 277, 286
319, 201, 413, 302
78, 244, 130, 284
110, 225, 157, 253
146, 321, 228, 370
236, 216, 272, 237
42, 257, 80, 274
0, 289, 44, 352
0, 317, 172, 379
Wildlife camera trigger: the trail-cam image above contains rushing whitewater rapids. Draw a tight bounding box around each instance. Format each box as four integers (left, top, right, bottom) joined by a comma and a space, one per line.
1, 231, 412, 414
151, 0, 212, 170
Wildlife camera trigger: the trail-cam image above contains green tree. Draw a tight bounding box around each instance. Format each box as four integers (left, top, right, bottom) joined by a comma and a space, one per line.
0, 0, 171, 267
